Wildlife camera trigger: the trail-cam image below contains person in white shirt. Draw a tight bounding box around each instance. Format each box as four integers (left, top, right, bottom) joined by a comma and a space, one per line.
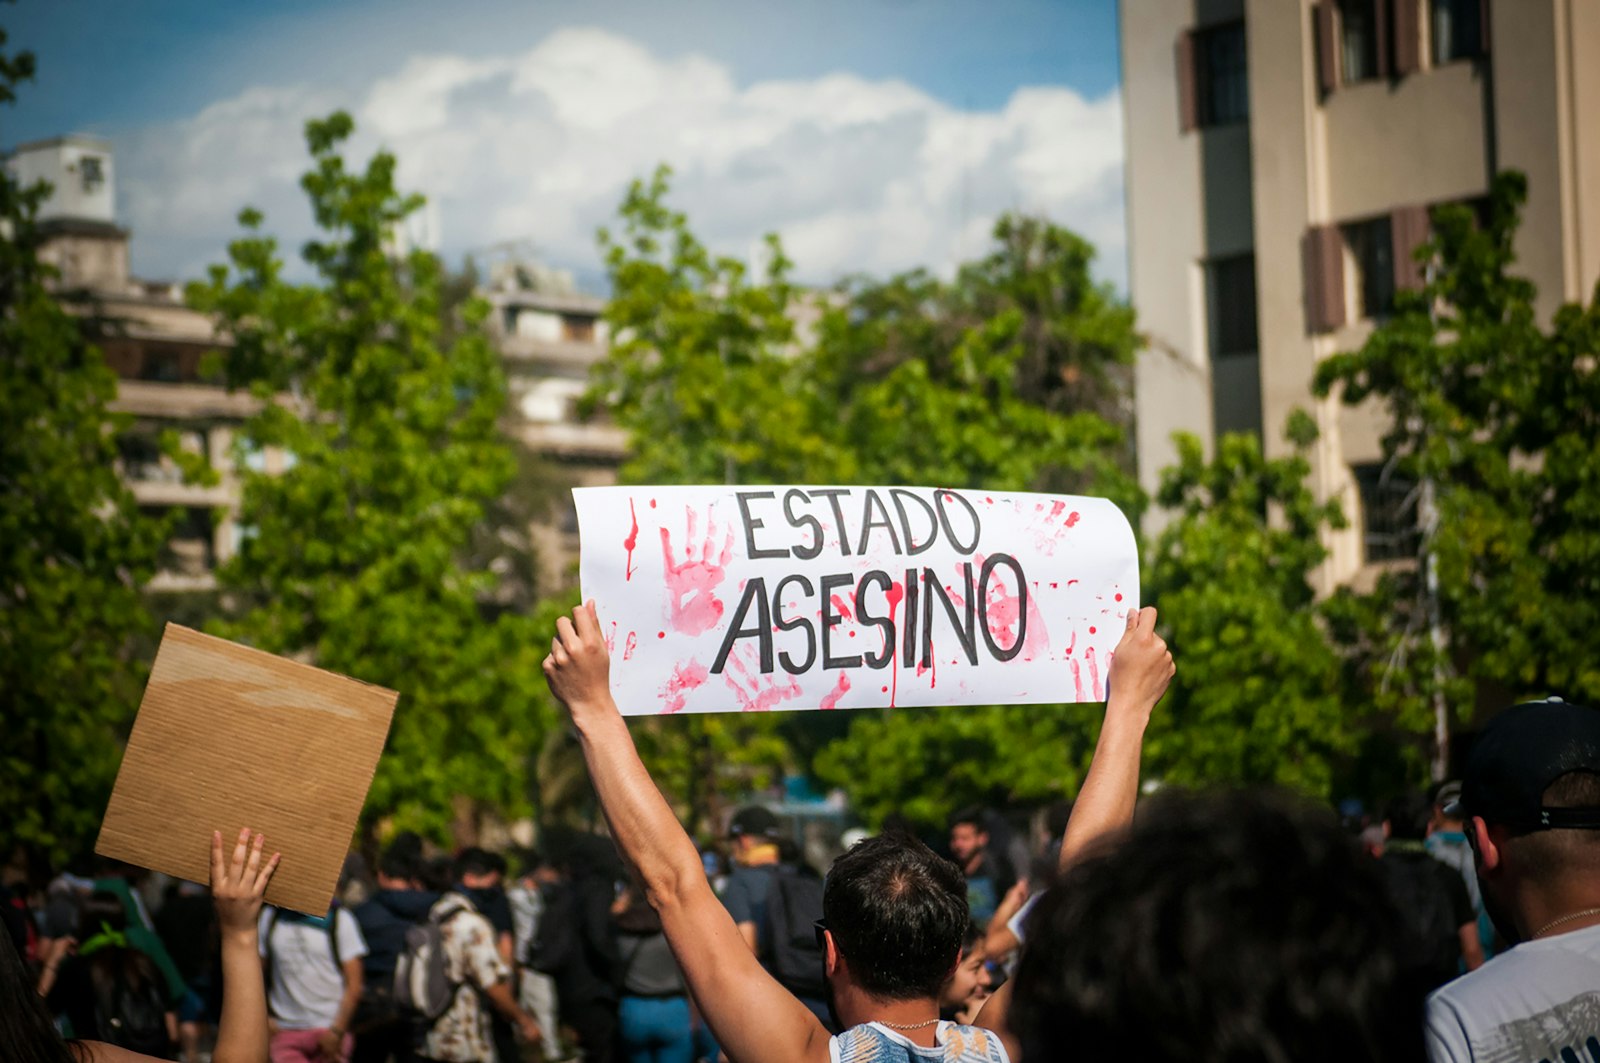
1424, 698, 1600, 1063
259, 903, 368, 1063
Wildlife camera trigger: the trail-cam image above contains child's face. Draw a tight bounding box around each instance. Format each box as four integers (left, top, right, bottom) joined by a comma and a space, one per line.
941, 944, 993, 1009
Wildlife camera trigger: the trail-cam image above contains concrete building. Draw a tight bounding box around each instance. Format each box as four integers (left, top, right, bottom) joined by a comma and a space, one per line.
12, 136, 626, 596
10, 135, 257, 592
1121, 0, 1600, 587
482, 260, 627, 591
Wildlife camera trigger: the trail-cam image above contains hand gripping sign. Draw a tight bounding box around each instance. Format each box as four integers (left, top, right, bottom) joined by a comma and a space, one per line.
575, 485, 1139, 715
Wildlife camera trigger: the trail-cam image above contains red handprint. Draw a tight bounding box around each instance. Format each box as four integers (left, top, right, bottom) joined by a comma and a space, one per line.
724, 649, 803, 712
659, 658, 710, 714
660, 506, 735, 637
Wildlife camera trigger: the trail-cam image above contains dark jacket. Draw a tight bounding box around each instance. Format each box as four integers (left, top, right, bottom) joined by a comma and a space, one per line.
528, 878, 621, 1009
352, 888, 438, 980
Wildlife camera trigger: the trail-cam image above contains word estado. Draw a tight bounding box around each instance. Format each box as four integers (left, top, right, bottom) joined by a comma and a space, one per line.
712, 488, 1033, 676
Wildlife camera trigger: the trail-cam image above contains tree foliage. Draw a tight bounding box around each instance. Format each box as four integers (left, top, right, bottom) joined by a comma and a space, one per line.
188, 113, 557, 845
1142, 417, 1363, 797
1316, 172, 1600, 715
0, 33, 169, 859
592, 168, 1145, 827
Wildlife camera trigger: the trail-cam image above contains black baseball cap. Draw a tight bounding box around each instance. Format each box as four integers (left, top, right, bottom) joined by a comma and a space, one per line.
1449, 698, 1600, 831
729, 805, 781, 839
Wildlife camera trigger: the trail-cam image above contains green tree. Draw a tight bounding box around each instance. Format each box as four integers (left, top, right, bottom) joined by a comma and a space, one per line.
188, 113, 556, 846
1315, 172, 1600, 752
1142, 417, 1362, 797
0, 34, 169, 858
591, 168, 1145, 827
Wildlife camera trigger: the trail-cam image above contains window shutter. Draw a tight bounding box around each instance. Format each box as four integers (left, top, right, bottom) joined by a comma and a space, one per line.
1315, 1, 1340, 96
1390, 205, 1430, 291
1374, 0, 1393, 77
1303, 226, 1347, 333
1392, 0, 1421, 74
1176, 30, 1198, 132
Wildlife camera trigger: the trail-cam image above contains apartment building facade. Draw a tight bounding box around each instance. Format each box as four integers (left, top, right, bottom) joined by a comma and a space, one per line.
12, 136, 623, 596
1121, 0, 1600, 586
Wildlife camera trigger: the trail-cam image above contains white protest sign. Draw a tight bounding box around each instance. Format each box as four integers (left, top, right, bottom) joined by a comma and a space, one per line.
575, 485, 1139, 715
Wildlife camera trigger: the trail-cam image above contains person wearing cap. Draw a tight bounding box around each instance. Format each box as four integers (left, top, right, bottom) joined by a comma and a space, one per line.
722, 806, 783, 957
1424, 698, 1600, 1063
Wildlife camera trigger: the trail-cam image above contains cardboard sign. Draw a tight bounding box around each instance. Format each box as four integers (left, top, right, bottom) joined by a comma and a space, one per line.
96, 624, 397, 915
576, 485, 1139, 715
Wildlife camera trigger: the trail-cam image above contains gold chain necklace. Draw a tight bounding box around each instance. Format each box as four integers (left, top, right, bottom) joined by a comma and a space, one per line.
876, 1018, 941, 1031
1532, 906, 1600, 939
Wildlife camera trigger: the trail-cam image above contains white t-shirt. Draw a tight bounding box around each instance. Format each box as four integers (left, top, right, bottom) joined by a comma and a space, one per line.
1424, 922, 1600, 1062
258, 907, 370, 1030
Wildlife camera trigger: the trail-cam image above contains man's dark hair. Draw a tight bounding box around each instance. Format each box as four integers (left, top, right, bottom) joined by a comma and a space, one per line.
454, 847, 501, 880
378, 843, 420, 883
822, 832, 968, 1001
948, 807, 987, 833
1010, 789, 1424, 1063
1384, 791, 1433, 841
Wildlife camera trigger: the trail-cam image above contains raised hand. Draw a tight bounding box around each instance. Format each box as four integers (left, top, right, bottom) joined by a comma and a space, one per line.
544, 600, 616, 719
211, 827, 280, 937
1105, 606, 1175, 724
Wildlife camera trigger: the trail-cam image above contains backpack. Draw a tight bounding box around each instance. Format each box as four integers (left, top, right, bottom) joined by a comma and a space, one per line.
261, 905, 344, 1020
87, 950, 174, 1057
764, 864, 826, 998
394, 900, 469, 1021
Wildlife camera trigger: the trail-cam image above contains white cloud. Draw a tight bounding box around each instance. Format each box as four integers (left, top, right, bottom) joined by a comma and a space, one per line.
113, 26, 1126, 290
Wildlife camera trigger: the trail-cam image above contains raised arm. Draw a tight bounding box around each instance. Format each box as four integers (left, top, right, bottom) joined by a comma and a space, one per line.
975, 607, 1172, 1056
210, 828, 280, 1063
543, 602, 830, 1063
1058, 606, 1173, 871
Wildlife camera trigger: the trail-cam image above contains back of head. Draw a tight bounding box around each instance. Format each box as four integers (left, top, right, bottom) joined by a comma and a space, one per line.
822, 832, 968, 1002
1010, 789, 1423, 1063
1383, 791, 1433, 842
454, 847, 500, 882
378, 843, 421, 884
1503, 770, 1600, 883
76, 890, 128, 941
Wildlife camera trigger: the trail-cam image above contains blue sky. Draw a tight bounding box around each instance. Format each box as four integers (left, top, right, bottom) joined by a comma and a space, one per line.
7, 0, 1128, 287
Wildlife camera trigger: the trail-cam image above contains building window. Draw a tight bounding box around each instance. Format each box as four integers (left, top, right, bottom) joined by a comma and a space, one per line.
1197, 21, 1249, 126
79, 155, 106, 195
140, 349, 184, 383
1431, 0, 1483, 63
1340, 0, 1381, 82
1343, 217, 1395, 320
562, 314, 596, 343
1207, 254, 1259, 358
1353, 463, 1419, 562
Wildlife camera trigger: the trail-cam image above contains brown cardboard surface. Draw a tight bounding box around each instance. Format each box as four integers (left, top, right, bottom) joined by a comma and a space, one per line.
96, 624, 398, 915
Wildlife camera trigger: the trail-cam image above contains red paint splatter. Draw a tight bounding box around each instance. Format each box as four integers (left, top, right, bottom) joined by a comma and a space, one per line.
978, 554, 1051, 660
1048, 500, 1067, 520
1114, 593, 1123, 602
830, 594, 854, 622
1064, 630, 1077, 658
659, 659, 709, 714
985, 496, 994, 504
724, 652, 803, 712
881, 685, 889, 693
623, 499, 640, 581
622, 631, 638, 661
1049, 582, 1059, 589
605, 621, 618, 654
660, 507, 734, 636
1089, 626, 1096, 635
649, 499, 657, 508
657, 631, 666, 639
885, 582, 905, 707
1069, 658, 1085, 701
1065, 511, 1081, 528
1067, 579, 1080, 587
820, 672, 852, 710
1086, 646, 1103, 700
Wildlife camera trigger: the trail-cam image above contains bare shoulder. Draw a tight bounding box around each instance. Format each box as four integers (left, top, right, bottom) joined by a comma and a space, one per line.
76, 1043, 163, 1063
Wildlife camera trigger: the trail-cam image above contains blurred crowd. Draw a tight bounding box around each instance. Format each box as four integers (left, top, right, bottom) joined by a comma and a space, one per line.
3, 602, 1597, 1063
